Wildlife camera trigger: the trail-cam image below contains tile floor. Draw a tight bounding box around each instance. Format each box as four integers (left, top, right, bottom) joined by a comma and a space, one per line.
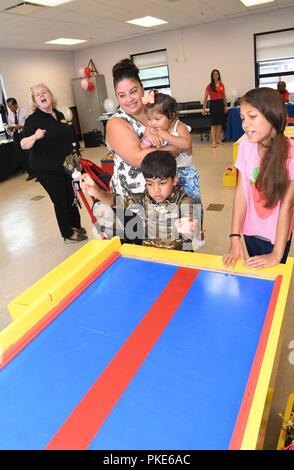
0, 136, 293, 450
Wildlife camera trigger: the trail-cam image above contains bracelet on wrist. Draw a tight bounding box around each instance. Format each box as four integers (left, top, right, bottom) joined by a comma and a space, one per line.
229, 233, 241, 238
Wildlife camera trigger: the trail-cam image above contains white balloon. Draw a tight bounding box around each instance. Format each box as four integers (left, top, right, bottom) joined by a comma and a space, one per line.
81, 78, 88, 90
59, 106, 73, 121
229, 88, 238, 105
103, 98, 116, 113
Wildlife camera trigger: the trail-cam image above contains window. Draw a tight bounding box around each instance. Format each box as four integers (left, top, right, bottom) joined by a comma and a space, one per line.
255, 28, 294, 97
131, 49, 171, 94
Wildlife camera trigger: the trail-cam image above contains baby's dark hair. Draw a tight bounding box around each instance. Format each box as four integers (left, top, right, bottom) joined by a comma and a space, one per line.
112, 58, 142, 89
141, 150, 177, 180
145, 91, 178, 121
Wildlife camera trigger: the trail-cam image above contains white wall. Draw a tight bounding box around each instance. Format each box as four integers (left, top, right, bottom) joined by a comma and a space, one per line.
74, 6, 294, 105
0, 49, 75, 111
0, 6, 293, 113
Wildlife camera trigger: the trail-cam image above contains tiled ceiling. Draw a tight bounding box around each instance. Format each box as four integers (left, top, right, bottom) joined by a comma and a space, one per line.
0, 0, 293, 51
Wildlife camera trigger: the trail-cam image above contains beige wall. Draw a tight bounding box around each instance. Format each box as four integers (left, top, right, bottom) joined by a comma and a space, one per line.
73, 6, 294, 105
0, 6, 293, 112
0, 49, 75, 111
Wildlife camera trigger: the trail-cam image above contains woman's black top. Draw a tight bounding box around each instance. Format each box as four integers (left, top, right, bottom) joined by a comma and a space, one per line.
21, 108, 75, 171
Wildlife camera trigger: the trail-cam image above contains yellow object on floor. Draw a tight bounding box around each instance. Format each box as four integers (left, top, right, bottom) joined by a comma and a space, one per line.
285, 126, 294, 138
232, 133, 247, 164
223, 166, 237, 187
223, 134, 246, 188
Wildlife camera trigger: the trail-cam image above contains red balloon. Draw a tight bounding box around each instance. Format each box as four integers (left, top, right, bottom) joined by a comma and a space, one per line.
84, 67, 91, 78
87, 81, 95, 92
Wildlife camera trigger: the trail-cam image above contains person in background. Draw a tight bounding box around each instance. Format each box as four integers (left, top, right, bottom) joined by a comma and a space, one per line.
81, 150, 201, 251
223, 87, 294, 269
6, 97, 35, 181
20, 83, 87, 242
202, 69, 227, 148
277, 81, 290, 103
6, 97, 28, 133
141, 90, 205, 247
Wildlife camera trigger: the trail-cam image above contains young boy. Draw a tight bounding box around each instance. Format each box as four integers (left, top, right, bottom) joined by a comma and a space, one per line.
80, 150, 201, 251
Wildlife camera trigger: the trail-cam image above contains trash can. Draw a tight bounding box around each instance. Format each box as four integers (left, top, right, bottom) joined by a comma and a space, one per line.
83, 129, 103, 147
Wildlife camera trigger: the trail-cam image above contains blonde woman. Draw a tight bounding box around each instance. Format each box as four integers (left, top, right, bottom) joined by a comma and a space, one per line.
20, 84, 87, 242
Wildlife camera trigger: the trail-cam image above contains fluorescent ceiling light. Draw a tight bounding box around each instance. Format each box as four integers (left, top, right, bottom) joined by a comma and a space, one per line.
127, 16, 168, 27
45, 38, 87, 45
28, 0, 73, 5
240, 0, 275, 6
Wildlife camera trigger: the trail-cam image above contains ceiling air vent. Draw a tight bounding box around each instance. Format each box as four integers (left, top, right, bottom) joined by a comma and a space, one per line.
3, 2, 45, 15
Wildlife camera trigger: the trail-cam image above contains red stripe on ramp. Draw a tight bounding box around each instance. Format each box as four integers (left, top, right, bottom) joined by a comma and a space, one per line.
46, 266, 199, 450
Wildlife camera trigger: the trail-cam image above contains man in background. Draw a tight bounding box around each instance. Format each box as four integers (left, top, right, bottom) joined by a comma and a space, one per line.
6, 97, 35, 181
277, 81, 290, 103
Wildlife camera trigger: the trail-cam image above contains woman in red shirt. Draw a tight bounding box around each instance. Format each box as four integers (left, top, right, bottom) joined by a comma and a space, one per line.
202, 69, 227, 148
277, 81, 289, 103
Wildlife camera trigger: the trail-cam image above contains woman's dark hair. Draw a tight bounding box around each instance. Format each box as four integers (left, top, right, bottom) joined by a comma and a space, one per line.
210, 69, 221, 92
145, 91, 178, 121
141, 150, 177, 180
240, 87, 289, 207
112, 58, 143, 90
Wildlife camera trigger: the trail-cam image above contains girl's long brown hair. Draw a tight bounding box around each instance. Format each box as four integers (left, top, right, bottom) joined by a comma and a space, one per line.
240, 87, 289, 208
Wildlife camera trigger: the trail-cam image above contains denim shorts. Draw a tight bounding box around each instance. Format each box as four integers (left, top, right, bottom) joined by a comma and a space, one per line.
176, 166, 201, 203
177, 166, 203, 226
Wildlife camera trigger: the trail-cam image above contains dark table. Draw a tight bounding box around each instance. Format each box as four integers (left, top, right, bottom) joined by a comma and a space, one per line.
179, 109, 210, 140
225, 107, 243, 142
287, 102, 294, 118
0, 136, 21, 182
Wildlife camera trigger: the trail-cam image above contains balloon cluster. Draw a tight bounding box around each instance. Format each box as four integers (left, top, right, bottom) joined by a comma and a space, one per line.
79, 66, 95, 92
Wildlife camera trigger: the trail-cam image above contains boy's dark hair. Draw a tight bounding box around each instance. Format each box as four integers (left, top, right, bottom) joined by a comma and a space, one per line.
141, 150, 177, 180
112, 58, 142, 90
145, 91, 178, 120
6, 97, 17, 106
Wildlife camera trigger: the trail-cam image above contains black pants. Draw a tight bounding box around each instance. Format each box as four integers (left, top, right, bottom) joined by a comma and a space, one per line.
244, 234, 292, 264
35, 168, 81, 239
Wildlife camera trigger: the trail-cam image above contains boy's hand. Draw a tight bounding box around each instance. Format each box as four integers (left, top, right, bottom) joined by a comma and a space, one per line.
175, 217, 196, 235
80, 174, 99, 198
223, 238, 246, 268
